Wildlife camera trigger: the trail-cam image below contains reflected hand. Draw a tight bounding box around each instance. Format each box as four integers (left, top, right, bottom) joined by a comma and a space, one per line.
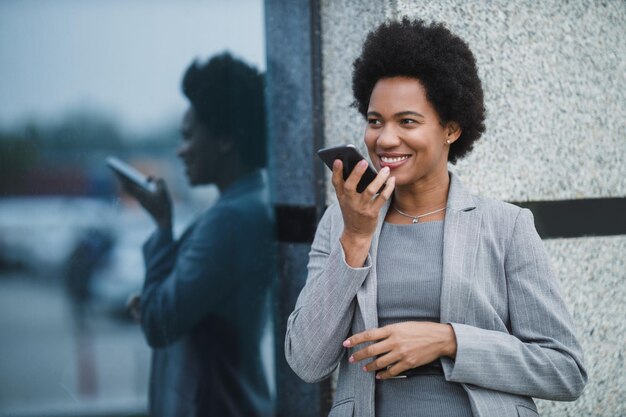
116, 174, 172, 229
125, 293, 141, 323
332, 159, 395, 267
343, 322, 457, 380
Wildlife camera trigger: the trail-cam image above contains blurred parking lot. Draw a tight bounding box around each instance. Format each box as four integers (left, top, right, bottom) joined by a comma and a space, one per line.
0, 272, 150, 417
0, 196, 214, 416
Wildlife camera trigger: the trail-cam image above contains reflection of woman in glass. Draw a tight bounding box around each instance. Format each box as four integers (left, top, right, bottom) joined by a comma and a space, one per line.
117, 53, 274, 417
286, 18, 586, 417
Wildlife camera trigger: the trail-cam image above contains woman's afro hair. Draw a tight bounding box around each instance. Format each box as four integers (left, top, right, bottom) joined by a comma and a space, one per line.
352, 18, 486, 164
182, 52, 266, 169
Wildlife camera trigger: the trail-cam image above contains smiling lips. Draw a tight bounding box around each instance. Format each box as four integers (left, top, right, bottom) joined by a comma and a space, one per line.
379, 154, 410, 168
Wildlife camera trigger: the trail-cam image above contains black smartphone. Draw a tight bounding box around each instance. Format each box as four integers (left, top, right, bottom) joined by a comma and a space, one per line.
317, 144, 380, 193
106, 156, 157, 193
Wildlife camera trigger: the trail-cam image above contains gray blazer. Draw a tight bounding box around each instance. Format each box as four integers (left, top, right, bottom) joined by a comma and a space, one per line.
285, 172, 586, 417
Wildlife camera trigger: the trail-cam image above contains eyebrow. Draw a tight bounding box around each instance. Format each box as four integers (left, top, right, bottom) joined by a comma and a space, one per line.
367, 110, 425, 118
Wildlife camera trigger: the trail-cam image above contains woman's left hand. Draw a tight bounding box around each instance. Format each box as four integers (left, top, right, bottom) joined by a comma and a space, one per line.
343, 322, 457, 379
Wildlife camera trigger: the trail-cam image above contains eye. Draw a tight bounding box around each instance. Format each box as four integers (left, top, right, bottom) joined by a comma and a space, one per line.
367, 118, 382, 126
400, 118, 417, 125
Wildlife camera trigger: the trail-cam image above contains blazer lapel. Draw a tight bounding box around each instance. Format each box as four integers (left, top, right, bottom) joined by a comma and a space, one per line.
355, 198, 391, 330
441, 173, 482, 324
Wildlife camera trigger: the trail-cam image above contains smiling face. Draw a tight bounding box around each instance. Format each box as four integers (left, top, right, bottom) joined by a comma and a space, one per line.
177, 107, 219, 186
364, 76, 460, 188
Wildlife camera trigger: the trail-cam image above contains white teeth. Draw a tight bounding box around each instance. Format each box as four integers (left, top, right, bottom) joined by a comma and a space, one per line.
380, 155, 409, 163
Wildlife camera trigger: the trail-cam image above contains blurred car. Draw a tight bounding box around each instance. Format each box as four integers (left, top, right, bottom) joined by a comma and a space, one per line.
0, 197, 115, 277
0, 193, 216, 318
88, 209, 151, 318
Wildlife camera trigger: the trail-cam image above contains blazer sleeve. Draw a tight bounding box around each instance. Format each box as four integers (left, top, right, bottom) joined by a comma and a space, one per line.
142, 227, 178, 282
140, 205, 239, 348
445, 208, 587, 401
285, 204, 371, 383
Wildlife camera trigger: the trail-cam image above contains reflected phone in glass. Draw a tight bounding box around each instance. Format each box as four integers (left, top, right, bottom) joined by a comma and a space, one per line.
106, 156, 157, 193
317, 144, 381, 193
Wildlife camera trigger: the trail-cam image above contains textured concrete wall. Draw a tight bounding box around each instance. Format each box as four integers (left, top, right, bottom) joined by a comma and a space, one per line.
544, 236, 625, 416
319, 1, 625, 416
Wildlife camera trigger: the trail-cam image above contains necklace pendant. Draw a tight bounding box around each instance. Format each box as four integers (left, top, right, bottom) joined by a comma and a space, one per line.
412, 218, 418, 224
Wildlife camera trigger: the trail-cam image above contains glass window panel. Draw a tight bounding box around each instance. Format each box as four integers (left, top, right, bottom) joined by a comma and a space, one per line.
0, 1, 270, 416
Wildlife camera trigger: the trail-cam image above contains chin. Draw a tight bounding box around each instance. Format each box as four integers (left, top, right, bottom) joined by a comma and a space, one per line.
186, 173, 200, 186
188, 175, 212, 187
393, 171, 424, 187
185, 169, 204, 186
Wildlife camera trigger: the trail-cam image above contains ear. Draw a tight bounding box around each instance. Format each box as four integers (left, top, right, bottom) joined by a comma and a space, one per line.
445, 121, 462, 144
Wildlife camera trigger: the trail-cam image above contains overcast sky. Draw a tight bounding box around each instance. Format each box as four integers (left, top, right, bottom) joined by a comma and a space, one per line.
0, 0, 265, 136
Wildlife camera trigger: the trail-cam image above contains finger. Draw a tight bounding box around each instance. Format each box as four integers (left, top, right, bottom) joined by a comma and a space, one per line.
376, 362, 410, 380
372, 176, 396, 210
363, 351, 401, 372
362, 166, 390, 199
155, 178, 168, 194
349, 339, 391, 363
343, 327, 389, 348
343, 159, 368, 193
331, 159, 344, 194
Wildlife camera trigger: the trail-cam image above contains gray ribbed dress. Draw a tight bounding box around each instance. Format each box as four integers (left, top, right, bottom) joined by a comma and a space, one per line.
375, 220, 474, 417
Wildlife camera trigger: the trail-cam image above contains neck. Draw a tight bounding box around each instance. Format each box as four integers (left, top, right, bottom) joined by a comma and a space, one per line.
213, 155, 251, 193
393, 169, 450, 214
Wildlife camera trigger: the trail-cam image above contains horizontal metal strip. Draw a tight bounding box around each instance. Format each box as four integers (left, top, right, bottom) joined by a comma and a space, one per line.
275, 205, 320, 243
275, 198, 626, 243
512, 197, 626, 239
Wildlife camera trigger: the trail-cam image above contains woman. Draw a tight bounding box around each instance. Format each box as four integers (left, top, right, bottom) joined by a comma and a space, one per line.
285, 18, 587, 417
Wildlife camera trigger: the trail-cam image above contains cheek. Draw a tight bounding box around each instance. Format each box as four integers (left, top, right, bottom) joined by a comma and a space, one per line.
364, 129, 377, 150
363, 135, 380, 167
427, 125, 448, 143
197, 137, 214, 153
411, 128, 442, 151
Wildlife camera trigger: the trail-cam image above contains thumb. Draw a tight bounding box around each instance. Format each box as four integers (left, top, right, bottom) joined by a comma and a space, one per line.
152, 178, 167, 193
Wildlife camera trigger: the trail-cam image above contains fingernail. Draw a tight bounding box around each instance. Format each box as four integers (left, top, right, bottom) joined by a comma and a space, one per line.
362, 366, 368, 372
381, 167, 389, 174
375, 374, 381, 380
343, 339, 351, 347
358, 160, 368, 168
348, 355, 354, 363
333, 160, 341, 168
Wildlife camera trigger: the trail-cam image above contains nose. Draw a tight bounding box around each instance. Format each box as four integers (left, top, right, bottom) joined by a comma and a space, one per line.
376, 125, 401, 149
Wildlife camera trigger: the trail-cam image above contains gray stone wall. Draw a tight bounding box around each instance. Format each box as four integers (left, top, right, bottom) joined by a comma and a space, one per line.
544, 236, 625, 416
319, 1, 625, 416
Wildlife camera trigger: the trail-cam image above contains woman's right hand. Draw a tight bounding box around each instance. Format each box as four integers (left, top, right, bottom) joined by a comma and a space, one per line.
332, 159, 395, 267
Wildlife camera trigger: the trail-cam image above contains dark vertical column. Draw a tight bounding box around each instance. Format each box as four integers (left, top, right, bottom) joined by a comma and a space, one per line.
264, 1, 329, 417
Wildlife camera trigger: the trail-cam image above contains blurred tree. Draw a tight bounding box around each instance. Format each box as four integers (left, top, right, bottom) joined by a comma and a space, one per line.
0, 130, 40, 195
44, 110, 124, 151
0, 110, 180, 196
